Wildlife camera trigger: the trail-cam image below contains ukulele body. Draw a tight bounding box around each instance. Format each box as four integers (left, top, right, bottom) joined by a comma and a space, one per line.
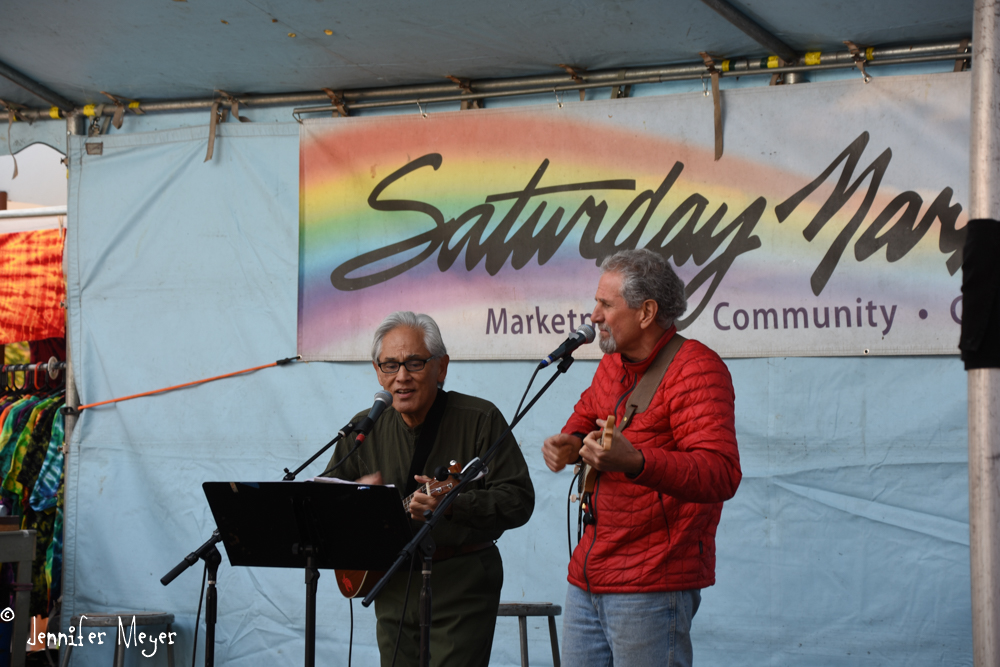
335, 461, 461, 598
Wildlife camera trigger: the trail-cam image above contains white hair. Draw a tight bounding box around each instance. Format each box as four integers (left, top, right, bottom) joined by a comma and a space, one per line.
600, 249, 687, 328
371, 311, 448, 361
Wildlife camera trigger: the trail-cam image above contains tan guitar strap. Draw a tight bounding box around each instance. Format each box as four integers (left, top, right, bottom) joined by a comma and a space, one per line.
621, 334, 686, 430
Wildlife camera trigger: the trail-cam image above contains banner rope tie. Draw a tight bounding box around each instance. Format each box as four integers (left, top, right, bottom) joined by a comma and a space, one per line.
63, 355, 301, 415
205, 99, 221, 161
217, 90, 252, 123
0, 99, 26, 179
843, 41, 871, 83
100, 91, 144, 130
321, 88, 349, 117
698, 52, 724, 161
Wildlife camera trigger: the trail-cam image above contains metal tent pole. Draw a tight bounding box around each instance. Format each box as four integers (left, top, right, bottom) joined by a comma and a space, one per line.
0, 58, 75, 111
63, 113, 81, 446
968, 2, 1000, 666
699, 0, 797, 64
58, 112, 82, 653
0, 40, 975, 123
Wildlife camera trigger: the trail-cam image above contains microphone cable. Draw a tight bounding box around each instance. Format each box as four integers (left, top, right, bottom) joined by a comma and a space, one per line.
320, 436, 365, 478
513, 365, 540, 421
389, 553, 417, 667
191, 564, 208, 667
348, 598, 354, 667
567, 467, 580, 561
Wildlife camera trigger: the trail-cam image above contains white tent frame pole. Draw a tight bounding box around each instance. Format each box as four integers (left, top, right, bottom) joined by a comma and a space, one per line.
58, 110, 83, 637
0, 206, 67, 220
63, 113, 81, 443
969, 2, 1000, 666
0, 40, 973, 123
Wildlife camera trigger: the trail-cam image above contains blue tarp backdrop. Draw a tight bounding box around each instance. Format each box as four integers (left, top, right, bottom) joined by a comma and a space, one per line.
62, 109, 971, 665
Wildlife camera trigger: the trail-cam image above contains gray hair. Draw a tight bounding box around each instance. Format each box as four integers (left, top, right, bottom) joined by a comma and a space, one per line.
371, 311, 448, 362
600, 249, 687, 328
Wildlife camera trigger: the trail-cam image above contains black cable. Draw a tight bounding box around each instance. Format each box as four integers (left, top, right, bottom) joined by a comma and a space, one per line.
513, 365, 540, 421
389, 553, 417, 667
567, 468, 579, 561
613, 373, 637, 420
320, 436, 365, 478
192, 562, 207, 666
581, 476, 602, 595
44, 634, 57, 667
348, 598, 354, 667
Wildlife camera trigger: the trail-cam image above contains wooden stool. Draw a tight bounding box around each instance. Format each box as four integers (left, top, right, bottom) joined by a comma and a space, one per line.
59, 612, 175, 667
497, 602, 561, 667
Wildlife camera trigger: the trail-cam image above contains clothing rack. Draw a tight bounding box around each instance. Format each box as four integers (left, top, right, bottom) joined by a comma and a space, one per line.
1, 359, 66, 380
1, 358, 67, 394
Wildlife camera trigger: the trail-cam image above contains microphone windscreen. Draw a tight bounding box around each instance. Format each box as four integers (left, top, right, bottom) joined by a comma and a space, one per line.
374, 389, 393, 407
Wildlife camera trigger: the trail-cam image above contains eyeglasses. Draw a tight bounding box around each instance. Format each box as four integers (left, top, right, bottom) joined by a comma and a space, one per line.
376, 356, 439, 374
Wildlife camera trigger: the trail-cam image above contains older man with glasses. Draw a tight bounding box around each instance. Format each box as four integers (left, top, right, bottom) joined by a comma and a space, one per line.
327, 310, 535, 667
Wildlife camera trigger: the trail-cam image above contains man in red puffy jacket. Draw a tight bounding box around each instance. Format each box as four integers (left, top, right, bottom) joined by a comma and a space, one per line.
542, 248, 741, 667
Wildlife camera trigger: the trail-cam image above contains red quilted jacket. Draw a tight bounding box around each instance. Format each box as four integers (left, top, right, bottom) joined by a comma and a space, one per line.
562, 328, 741, 593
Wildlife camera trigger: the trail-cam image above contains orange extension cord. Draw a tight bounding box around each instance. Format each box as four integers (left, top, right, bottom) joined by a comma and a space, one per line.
71, 355, 300, 413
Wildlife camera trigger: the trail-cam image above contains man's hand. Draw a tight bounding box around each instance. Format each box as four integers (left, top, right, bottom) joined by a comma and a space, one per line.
355, 471, 384, 485
542, 433, 584, 472
408, 474, 451, 521
580, 418, 645, 476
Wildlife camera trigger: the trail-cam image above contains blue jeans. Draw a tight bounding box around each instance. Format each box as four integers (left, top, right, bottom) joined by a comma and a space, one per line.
561, 584, 702, 667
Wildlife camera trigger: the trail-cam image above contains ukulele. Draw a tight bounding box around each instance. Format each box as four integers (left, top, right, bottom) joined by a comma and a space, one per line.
336, 461, 462, 598
581, 415, 615, 493
576, 416, 614, 525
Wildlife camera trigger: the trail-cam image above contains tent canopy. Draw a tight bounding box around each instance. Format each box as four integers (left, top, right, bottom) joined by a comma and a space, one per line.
0, 0, 974, 109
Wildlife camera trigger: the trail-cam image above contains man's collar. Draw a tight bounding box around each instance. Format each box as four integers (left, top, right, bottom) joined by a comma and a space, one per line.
620, 325, 678, 374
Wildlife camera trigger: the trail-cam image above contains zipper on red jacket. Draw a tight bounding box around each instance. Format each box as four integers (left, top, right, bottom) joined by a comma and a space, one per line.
581, 475, 602, 593
580, 367, 638, 592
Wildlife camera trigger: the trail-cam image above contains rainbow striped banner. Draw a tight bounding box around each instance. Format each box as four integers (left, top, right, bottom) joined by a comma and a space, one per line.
299, 74, 968, 360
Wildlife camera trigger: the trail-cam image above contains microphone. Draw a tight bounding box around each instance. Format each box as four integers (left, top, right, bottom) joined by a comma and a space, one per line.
354, 390, 393, 444
539, 324, 596, 368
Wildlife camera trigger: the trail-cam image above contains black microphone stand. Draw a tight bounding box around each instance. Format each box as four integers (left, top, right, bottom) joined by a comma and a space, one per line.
160, 530, 224, 667
203, 546, 222, 667
362, 354, 579, 667
161, 419, 355, 667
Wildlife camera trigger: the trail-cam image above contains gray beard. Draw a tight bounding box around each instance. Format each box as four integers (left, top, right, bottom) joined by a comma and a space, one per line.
599, 328, 617, 354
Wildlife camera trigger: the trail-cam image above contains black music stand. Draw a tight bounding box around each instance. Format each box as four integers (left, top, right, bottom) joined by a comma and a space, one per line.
203, 481, 411, 667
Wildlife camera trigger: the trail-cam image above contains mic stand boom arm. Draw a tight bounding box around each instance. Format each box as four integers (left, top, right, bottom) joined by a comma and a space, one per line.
160, 530, 224, 667
160, 529, 223, 586
361, 355, 577, 666
283, 421, 355, 481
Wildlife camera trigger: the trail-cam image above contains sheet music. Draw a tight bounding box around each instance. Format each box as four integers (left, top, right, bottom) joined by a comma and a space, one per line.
306, 476, 396, 488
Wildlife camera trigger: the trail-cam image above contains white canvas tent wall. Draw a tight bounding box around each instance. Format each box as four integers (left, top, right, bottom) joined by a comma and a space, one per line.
57, 101, 972, 667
